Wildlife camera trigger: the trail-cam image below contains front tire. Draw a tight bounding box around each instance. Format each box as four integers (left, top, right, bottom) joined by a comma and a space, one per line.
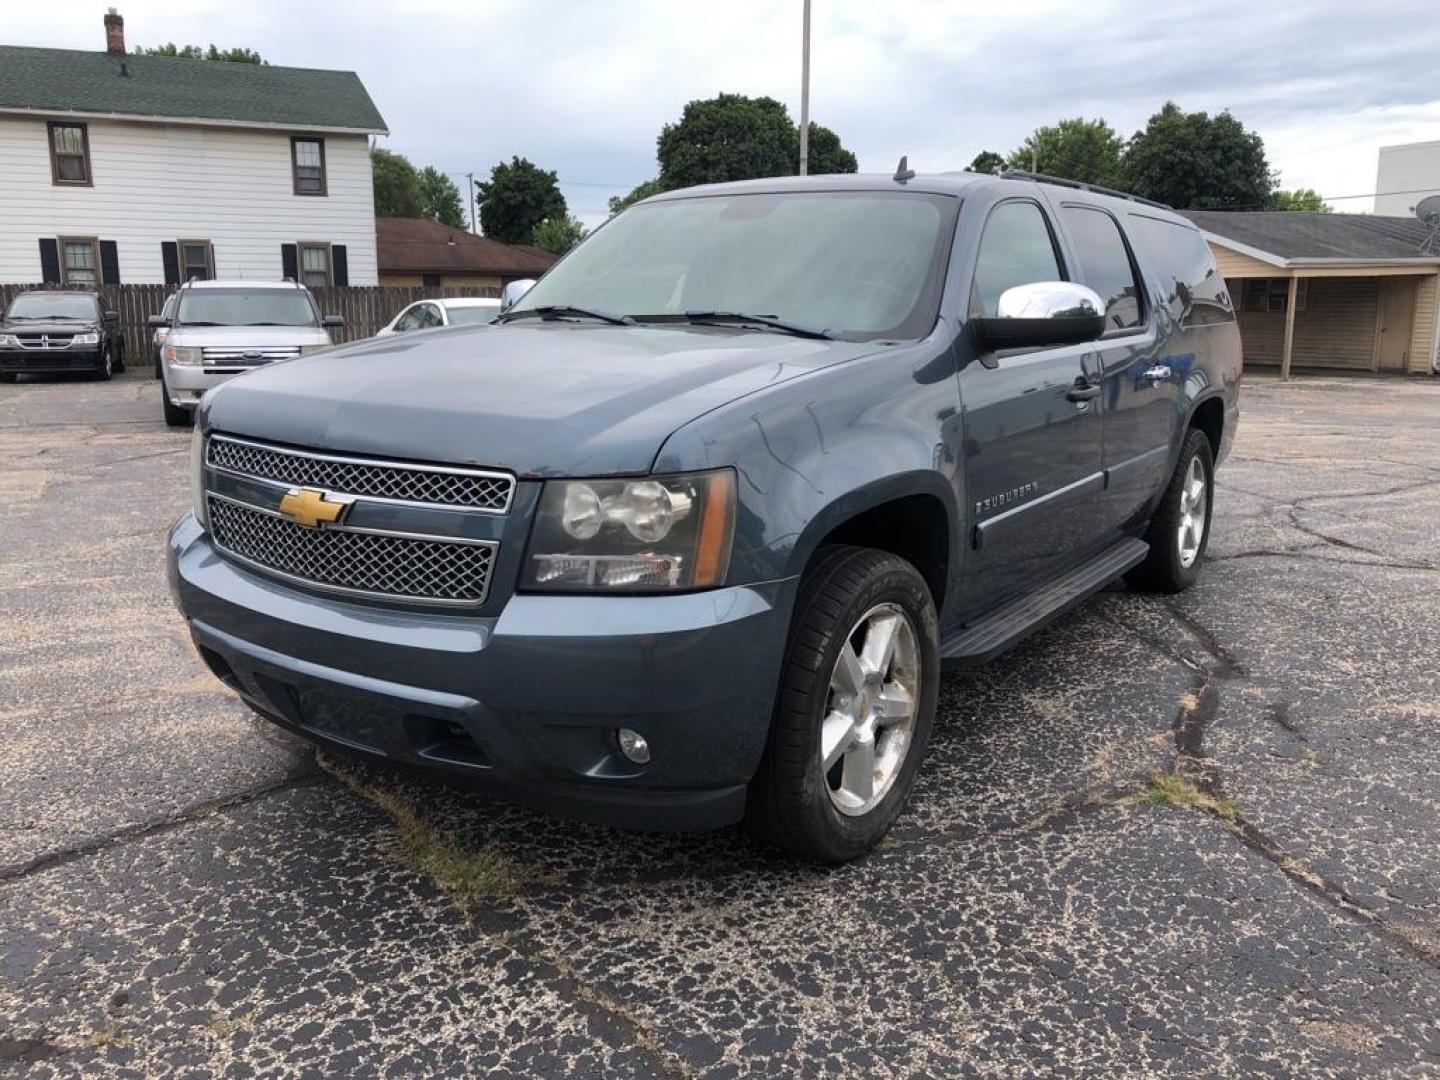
160, 374, 193, 427
1127, 428, 1214, 593
93, 345, 114, 381
747, 546, 939, 863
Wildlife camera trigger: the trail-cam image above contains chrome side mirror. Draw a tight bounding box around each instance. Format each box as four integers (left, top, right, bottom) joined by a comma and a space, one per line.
500, 279, 537, 313
973, 281, 1107, 352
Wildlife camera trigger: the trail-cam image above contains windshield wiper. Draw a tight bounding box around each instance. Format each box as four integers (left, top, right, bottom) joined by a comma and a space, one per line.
664, 310, 836, 340
178, 320, 225, 327
497, 305, 635, 327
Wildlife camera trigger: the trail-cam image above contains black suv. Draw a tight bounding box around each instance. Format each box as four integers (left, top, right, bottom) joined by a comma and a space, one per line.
0, 291, 125, 381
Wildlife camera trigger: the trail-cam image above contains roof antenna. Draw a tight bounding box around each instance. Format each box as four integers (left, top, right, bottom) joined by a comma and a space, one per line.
893, 155, 915, 185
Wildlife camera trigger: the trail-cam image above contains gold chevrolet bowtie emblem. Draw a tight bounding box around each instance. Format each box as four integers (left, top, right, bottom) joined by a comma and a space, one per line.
278, 487, 349, 528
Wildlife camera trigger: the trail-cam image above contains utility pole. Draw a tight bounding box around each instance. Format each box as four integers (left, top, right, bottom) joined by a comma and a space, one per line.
467, 172, 476, 234
798, 0, 811, 176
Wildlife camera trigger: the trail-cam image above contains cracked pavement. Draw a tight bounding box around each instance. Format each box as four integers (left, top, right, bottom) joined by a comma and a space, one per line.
2, 373, 1439, 1076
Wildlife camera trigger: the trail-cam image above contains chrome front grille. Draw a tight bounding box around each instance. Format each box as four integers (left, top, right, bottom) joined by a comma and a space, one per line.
16, 333, 74, 349
207, 435, 514, 512
201, 345, 299, 365
208, 496, 496, 605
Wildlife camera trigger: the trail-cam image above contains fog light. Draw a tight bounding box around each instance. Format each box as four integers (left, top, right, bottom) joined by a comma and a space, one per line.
617, 727, 650, 764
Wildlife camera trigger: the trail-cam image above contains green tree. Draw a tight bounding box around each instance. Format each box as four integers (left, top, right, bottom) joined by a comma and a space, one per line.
608, 178, 665, 215
968, 150, 1006, 175
801, 121, 858, 175
1270, 188, 1330, 212
371, 148, 423, 218
476, 157, 567, 243
532, 215, 588, 255
657, 94, 796, 188
1119, 102, 1274, 210
418, 166, 467, 228
1006, 118, 1123, 186
136, 43, 265, 63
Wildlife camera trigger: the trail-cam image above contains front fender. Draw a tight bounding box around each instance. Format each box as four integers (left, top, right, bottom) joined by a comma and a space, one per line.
654, 332, 964, 596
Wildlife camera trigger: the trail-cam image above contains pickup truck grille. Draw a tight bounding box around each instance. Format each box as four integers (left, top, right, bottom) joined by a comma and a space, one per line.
207, 435, 513, 511
207, 496, 496, 605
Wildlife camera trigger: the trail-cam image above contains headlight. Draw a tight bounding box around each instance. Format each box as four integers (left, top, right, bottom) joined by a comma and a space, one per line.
72, 332, 99, 345
299, 344, 330, 355
522, 469, 736, 592
164, 344, 204, 365
0, 333, 18, 348
190, 426, 209, 531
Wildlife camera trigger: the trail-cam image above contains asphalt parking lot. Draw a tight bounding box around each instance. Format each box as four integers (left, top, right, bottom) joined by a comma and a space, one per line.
3, 372, 1439, 1076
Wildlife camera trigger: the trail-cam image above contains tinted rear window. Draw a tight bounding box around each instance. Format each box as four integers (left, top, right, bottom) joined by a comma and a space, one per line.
1126, 215, 1234, 326
1061, 205, 1143, 332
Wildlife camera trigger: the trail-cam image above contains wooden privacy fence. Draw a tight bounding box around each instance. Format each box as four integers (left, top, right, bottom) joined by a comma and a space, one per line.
0, 283, 502, 364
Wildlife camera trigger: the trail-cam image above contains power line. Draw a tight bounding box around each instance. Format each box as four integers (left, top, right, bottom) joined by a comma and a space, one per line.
1320, 186, 1440, 202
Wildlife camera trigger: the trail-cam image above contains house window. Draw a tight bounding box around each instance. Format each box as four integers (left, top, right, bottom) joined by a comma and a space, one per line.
48, 122, 92, 186
59, 237, 100, 285
299, 243, 331, 288
1244, 277, 1307, 313
291, 137, 327, 196
179, 240, 214, 281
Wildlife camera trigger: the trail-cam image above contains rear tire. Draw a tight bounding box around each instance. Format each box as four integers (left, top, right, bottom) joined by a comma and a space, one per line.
1126, 428, 1214, 593
747, 546, 939, 863
0, 373, 16, 384
113, 339, 126, 373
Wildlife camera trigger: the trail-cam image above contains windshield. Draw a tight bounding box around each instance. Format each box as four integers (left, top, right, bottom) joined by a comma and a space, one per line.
6, 294, 98, 321
513, 191, 958, 341
176, 289, 318, 327
447, 305, 499, 326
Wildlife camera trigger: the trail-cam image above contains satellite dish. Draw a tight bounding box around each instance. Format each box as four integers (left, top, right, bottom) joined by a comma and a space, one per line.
1414, 194, 1440, 222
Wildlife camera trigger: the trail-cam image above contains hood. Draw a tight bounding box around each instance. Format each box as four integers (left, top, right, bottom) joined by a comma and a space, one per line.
203, 322, 879, 476
168, 324, 333, 348
1, 318, 99, 334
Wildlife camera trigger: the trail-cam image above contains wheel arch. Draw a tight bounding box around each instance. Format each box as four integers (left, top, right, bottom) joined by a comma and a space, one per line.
1185, 393, 1225, 462
786, 471, 958, 616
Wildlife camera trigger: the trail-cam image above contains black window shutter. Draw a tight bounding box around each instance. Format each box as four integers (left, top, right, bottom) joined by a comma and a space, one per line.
331, 244, 348, 287
161, 242, 180, 286
281, 243, 298, 281
99, 240, 120, 285
38, 238, 60, 284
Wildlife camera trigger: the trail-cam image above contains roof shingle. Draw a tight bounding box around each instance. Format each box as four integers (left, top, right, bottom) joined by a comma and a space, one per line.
1182, 211, 1435, 261
0, 45, 386, 132
376, 217, 558, 277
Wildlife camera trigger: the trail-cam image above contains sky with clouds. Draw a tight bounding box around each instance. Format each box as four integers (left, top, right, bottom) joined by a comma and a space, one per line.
16, 0, 1440, 226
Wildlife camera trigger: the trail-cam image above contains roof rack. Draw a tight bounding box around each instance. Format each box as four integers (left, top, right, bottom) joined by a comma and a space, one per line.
998, 170, 1171, 210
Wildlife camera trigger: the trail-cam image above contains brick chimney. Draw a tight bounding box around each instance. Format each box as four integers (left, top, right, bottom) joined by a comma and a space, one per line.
104, 8, 125, 55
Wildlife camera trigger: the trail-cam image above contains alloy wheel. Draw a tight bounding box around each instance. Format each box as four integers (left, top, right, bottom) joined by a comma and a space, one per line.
1177, 455, 1208, 568
820, 602, 921, 816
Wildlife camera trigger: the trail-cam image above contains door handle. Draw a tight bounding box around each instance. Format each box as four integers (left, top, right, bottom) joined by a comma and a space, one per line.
1066, 381, 1102, 403
1142, 365, 1172, 382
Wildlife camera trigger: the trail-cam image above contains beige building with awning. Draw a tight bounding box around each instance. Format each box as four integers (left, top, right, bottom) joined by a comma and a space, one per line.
1184, 211, 1440, 378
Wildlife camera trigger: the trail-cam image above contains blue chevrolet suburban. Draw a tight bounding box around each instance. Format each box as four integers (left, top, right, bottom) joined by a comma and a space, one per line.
168, 170, 1240, 862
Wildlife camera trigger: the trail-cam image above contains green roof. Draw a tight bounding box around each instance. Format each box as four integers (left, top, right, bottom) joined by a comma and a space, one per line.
0, 46, 387, 133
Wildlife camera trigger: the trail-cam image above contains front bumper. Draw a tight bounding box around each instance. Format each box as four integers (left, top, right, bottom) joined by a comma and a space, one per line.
168, 513, 796, 831
0, 347, 102, 374
163, 363, 239, 409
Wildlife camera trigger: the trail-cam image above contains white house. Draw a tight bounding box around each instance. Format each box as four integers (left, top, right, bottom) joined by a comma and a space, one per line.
0, 10, 387, 288
1375, 140, 1440, 218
